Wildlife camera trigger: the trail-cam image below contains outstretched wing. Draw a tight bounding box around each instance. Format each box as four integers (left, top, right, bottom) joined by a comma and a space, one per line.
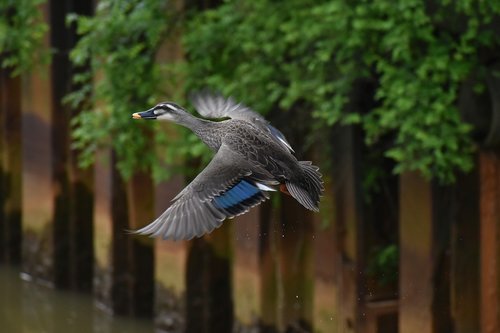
134, 145, 276, 240
190, 92, 294, 153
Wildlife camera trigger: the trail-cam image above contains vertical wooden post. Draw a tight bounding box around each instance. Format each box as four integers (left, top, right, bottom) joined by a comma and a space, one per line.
19, 0, 96, 289
93, 149, 134, 315
185, 237, 210, 333
70, 160, 94, 292
21, 2, 56, 282
50, 0, 73, 289
93, 149, 113, 306
451, 159, 479, 333
279, 195, 315, 332
93, 153, 157, 318
399, 172, 452, 333
399, 172, 433, 333
0, 69, 4, 262
66, 0, 95, 293
268, 103, 321, 332
49, 0, 95, 291
259, 201, 280, 333
312, 181, 338, 333
109, 152, 133, 315
479, 152, 500, 333
432, 183, 453, 333
207, 224, 234, 333
0, 68, 22, 264
185, 224, 234, 333
232, 208, 262, 330
331, 125, 365, 333
154, 175, 186, 331
127, 170, 155, 317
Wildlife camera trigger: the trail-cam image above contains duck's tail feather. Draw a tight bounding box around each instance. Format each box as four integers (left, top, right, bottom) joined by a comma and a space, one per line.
285, 161, 324, 211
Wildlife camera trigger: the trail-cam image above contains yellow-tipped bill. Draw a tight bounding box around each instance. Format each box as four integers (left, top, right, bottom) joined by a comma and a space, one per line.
131, 108, 157, 120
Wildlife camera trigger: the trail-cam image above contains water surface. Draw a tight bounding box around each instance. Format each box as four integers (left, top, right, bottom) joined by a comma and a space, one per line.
0, 266, 154, 333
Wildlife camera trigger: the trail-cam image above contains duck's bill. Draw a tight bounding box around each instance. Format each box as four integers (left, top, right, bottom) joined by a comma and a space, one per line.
132, 108, 157, 120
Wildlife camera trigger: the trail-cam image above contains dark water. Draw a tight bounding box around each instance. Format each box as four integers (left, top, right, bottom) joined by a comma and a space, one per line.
0, 266, 154, 333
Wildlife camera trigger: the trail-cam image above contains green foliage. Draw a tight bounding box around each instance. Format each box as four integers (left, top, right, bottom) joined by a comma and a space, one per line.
65, 0, 175, 180
183, 0, 500, 183
0, 0, 49, 76
65, 0, 500, 183
349, 0, 489, 182
183, 1, 311, 115
367, 244, 399, 287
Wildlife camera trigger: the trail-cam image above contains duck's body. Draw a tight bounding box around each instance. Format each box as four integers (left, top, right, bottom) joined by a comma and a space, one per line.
132, 93, 323, 240
195, 118, 298, 176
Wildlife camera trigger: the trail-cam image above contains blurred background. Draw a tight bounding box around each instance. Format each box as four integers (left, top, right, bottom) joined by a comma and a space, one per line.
1, 0, 500, 332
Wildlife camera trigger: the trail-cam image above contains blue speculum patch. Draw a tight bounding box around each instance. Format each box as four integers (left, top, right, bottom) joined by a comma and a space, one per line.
214, 180, 259, 209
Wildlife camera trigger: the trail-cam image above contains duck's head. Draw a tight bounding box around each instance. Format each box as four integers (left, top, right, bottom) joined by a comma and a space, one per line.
132, 102, 186, 121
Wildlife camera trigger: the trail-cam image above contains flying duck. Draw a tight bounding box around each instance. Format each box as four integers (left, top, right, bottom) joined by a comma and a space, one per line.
131, 93, 323, 240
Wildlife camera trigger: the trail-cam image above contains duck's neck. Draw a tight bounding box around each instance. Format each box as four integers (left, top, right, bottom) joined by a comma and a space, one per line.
176, 112, 221, 151
175, 111, 206, 130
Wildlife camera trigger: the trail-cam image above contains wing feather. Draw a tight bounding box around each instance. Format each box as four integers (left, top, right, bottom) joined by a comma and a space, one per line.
134, 145, 274, 240
190, 92, 294, 153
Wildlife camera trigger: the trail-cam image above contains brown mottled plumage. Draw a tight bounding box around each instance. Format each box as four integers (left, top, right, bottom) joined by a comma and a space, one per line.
131, 93, 323, 240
